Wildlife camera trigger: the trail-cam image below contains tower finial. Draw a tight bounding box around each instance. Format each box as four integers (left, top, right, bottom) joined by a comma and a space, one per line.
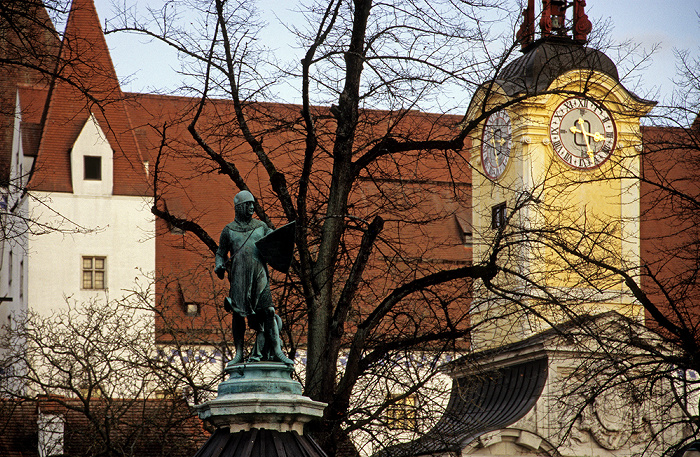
539, 0, 553, 37
517, 0, 591, 48
541, 0, 568, 37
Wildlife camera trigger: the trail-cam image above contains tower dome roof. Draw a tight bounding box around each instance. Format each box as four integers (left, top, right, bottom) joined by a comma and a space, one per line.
495, 38, 619, 97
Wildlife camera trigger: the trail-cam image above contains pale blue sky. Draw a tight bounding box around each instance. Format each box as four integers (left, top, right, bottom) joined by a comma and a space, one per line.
90, 0, 699, 108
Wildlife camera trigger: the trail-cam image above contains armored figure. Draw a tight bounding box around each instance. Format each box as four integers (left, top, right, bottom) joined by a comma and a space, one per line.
215, 190, 293, 365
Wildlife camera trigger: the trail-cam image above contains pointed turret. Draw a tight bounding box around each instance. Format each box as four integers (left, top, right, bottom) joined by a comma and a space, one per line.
28, 0, 148, 196
0, 0, 60, 186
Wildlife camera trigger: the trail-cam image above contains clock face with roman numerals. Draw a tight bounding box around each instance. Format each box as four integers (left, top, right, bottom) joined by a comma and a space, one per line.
549, 97, 616, 169
481, 110, 512, 179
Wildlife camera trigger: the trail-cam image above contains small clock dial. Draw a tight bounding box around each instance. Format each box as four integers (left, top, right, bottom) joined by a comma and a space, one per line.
550, 97, 616, 169
481, 110, 512, 179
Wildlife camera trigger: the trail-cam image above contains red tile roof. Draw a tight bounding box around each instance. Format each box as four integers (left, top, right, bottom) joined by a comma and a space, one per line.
16, 85, 49, 158
119, 91, 473, 342
640, 125, 700, 330
0, 0, 60, 185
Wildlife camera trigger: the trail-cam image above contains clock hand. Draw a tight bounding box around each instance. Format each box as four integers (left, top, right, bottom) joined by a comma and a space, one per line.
577, 118, 594, 159
490, 136, 500, 166
569, 118, 607, 160
490, 135, 507, 165
569, 125, 604, 143
570, 123, 605, 142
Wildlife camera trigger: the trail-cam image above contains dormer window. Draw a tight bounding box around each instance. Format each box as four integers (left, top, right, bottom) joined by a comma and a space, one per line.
83, 156, 102, 180
71, 114, 113, 195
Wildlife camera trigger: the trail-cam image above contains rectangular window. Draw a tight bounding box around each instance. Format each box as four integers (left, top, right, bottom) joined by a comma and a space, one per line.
385, 393, 418, 431
185, 302, 200, 316
491, 202, 507, 230
83, 156, 102, 180
19, 259, 23, 302
82, 256, 106, 289
38, 412, 65, 457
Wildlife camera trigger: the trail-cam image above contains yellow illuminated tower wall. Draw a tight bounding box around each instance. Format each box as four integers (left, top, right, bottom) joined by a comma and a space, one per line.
467, 42, 655, 349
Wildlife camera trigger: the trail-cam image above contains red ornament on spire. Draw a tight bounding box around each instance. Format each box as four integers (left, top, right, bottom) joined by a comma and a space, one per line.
573, 0, 592, 42
516, 0, 536, 50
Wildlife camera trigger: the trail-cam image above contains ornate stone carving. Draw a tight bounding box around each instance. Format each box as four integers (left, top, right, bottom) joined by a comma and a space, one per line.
578, 389, 644, 450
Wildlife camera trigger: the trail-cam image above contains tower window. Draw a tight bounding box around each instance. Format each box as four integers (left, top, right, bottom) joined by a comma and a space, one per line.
491, 202, 507, 229
82, 256, 106, 289
83, 156, 102, 180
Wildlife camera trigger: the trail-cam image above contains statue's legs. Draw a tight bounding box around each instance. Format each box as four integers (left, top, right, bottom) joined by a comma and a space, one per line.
249, 333, 265, 362
231, 313, 246, 364
247, 313, 265, 362
262, 306, 293, 364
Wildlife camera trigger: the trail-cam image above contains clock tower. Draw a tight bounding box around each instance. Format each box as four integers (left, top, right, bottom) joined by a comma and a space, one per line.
467, 0, 656, 349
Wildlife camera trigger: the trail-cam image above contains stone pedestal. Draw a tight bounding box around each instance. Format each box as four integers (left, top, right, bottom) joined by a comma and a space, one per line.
196, 362, 326, 434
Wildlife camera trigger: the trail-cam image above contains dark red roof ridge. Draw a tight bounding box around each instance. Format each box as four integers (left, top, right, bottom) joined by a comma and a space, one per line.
127, 92, 463, 120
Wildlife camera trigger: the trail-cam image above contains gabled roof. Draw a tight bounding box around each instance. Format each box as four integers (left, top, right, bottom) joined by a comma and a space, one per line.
27, 0, 148, 196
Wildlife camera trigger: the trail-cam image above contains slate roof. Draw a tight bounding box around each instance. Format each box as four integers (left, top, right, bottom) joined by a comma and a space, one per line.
376, 357, 548, 457
375, 312, 653, 457
193, 428, 327, 457
495, 37, 620, 97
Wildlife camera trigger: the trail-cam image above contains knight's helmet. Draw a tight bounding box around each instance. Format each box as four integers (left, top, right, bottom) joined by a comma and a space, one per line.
234, 190, 254, 206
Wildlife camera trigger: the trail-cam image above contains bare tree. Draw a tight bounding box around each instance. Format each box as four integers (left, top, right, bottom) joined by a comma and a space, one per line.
0, 293, 209, 457
106, 0, 517, 454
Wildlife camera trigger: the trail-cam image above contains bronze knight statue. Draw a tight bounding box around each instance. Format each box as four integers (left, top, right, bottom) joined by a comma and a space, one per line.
215, 190, 294, 365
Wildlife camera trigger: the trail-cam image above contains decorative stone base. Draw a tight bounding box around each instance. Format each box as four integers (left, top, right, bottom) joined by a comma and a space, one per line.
218, 361, 303, 396
196, 362, 326, 434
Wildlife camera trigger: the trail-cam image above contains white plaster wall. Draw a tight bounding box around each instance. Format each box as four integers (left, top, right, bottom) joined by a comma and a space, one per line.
25, 191, 155, 315
0, 92, 32, 331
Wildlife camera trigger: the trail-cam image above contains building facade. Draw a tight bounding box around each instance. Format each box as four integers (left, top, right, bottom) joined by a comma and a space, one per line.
0, 0, 698, 457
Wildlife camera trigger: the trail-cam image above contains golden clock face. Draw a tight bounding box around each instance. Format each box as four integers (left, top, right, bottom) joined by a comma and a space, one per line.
549, 98, 616, 169
481, 110, 512, 179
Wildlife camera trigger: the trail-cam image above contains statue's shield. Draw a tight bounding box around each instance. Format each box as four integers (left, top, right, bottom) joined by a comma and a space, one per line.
256, 221, 296, 273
